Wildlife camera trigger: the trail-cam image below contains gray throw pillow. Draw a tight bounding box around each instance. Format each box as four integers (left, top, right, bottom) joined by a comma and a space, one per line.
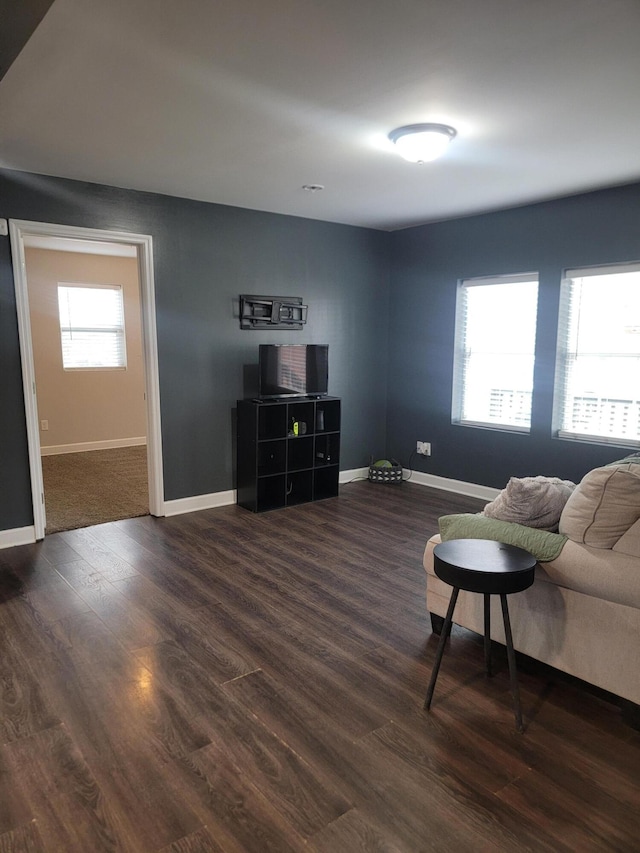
484, 475, 576, 532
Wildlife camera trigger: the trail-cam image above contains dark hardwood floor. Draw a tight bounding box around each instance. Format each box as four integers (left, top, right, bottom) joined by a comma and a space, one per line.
1, 481, 639, 852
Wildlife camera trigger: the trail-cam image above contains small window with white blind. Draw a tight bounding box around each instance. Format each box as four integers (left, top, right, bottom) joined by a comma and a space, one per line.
57, 284, 127, 370
553, 263, 640, 447
452, 273, 539, 431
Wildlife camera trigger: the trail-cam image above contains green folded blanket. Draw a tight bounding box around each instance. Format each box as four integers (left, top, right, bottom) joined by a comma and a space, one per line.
438, 513, 567, 562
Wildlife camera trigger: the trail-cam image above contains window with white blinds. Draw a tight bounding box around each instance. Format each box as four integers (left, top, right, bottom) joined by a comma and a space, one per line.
553, 264, 640, 446
452, 274, 539, 431
58, 284, 127, 370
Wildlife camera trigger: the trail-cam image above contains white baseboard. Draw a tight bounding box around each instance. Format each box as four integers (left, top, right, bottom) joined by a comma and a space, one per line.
408, 470, 499, 502
339, 467, 370, 483
0, 526, 37, 549
338, 466, 497, 501
0, 469, 496, 549
164, 471, 373, 517
164, 489, 237, 517
41, 437, 147, 456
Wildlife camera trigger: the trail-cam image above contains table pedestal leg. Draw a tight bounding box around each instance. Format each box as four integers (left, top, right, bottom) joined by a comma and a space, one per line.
484, 593, 492, 677
500, 593, 524, 733
424, 587, 459, 711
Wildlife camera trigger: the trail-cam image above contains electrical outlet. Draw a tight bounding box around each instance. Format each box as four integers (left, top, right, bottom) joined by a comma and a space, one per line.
417, 441, 431, 456
41, 419, 49, 431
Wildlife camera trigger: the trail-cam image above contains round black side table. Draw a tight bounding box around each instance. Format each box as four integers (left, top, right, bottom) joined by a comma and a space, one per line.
424, 538, 536, 732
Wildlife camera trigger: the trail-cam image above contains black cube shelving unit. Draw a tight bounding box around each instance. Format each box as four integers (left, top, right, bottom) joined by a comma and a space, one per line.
236, 396, 341, 512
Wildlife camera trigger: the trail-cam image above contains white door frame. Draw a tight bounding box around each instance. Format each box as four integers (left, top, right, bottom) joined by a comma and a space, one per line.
9, 219, 165, 539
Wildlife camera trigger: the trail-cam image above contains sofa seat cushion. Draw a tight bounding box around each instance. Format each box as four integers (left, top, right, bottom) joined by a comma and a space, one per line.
537, 539, 640, 609
559, 461, 640, 548
613, 518, 640, 558
424, 534, 640, 610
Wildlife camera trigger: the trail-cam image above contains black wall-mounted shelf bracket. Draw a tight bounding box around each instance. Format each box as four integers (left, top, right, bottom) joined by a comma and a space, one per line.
239, 294, 308, 330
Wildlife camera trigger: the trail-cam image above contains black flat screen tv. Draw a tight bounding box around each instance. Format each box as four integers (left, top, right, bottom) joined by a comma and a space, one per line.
259, 344, 328, 398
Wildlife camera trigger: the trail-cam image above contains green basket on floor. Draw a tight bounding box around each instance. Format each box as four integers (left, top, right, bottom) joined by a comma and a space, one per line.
368, 458, 403, 484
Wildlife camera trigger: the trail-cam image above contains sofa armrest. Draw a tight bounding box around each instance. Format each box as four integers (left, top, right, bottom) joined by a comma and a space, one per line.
423, 533, 441, 576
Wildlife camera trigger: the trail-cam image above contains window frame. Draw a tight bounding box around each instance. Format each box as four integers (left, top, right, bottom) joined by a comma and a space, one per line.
451, 272, 540, 433
552, 262, 640, 448
57, 282, 128, 371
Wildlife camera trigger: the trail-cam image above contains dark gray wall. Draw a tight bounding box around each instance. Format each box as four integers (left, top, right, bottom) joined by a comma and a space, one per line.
387, 182, 640, 488
0, 169, 390, 530
3, 168, 639, 532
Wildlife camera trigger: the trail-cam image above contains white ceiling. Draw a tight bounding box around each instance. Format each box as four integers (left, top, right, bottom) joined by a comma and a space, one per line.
2, 0, 640, 231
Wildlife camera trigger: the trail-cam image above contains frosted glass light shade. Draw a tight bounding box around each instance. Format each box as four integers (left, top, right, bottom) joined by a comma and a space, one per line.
389, 123, 456, 163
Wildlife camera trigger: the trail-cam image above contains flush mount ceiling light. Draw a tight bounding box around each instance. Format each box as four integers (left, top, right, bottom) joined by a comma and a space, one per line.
388, 123, 457, 163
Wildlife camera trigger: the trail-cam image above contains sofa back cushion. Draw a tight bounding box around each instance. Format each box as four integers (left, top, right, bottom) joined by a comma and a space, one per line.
559, 461, 640, 548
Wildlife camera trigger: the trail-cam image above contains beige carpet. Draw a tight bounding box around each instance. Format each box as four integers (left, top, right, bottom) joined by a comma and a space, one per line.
41, 446, 149, 534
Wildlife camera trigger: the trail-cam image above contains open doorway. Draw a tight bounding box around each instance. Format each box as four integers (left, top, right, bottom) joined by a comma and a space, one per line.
10, 220, 164, 540
26, 239, 148, 532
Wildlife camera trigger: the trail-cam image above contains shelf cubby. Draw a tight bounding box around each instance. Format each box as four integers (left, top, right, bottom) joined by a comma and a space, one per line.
287, 470, 314, 506
257, 440, 286, 476
288, 435, 314, 471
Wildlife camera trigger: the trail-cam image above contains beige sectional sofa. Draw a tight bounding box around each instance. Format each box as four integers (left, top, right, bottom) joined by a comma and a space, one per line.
423, 456, 640, 708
